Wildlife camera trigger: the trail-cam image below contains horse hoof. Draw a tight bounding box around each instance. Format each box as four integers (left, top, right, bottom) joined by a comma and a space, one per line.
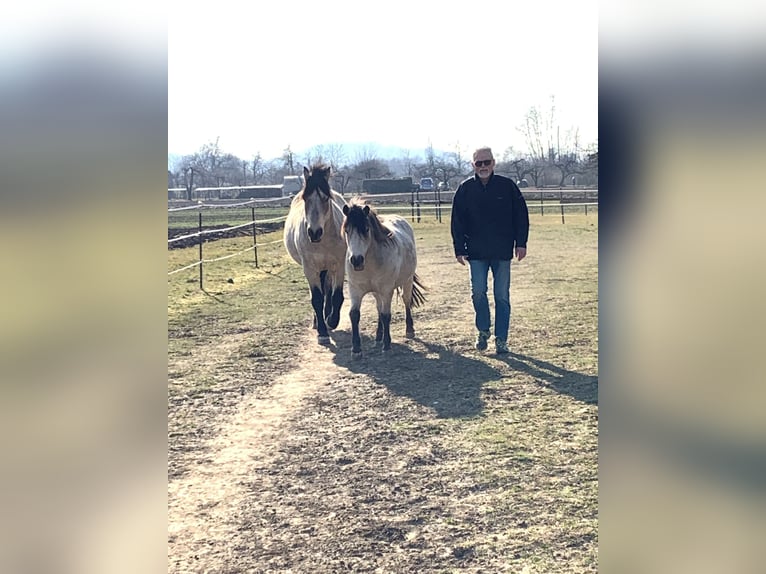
382, 347, 391, 353
352, 350, 363, 360
405, 330, 415, 339
318, 335, 331, 344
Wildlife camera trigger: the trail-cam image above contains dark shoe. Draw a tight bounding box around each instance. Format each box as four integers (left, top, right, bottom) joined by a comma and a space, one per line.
495, 340, 509, 354
475, 330, 490, 350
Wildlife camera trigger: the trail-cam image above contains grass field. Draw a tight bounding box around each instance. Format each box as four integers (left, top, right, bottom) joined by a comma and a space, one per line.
168, 211, 598, 573
167, 198, 597, 232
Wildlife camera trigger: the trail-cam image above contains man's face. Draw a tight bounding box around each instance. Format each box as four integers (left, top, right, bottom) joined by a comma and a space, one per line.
473, 153, 494, 179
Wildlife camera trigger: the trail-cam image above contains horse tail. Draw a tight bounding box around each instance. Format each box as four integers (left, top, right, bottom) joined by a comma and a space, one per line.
410, 273, 427, 308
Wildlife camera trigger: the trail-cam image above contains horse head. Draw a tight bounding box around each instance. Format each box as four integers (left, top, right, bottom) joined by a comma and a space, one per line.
342, 202, 373, 271
301, 164, 334, 242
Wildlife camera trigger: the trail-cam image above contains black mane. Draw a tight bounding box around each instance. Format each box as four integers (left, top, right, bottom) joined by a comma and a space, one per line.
343, 199, 393, 244
303, 163, 332, 198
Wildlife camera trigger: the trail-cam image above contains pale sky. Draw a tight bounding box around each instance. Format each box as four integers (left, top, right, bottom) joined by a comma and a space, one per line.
169, 0, 598, 161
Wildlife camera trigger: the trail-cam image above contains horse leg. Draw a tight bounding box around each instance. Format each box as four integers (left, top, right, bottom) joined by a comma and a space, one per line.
320, 270, 333, 325
350, 310, 362, 358
378, 293, 393, 352
372, 292, 384, 346
402, 279, 415, 338
326, 272, 344, 330
405, 306, 415, 339
380, 312, 392, 351
375, 317, 384, 344
311, 282, 330, 343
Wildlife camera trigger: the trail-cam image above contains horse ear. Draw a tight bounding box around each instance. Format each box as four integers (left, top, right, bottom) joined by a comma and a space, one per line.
324, 167, 332, 181
342, 204, 349, 215
363, 205, 370, 215
303, 166, 310, 179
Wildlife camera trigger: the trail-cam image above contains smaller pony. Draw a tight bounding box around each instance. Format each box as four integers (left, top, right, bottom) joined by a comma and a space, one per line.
283, 164, 347, 342
341, 199, 426, 356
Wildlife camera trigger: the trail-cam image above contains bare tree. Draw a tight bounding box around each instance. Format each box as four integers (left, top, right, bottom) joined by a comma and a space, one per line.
304, 144, 327, 168
332, 170, 352, 195
399, 148, 415, 177
518, 96, 590, 187
424, 141, 436, 176
450, 141, 470, 179
549, 127, 584, 186
251, 152, 266, 184
433, 152, 462, 187
282, 145, 296, 175
324, 143, 347, 173
352, 158, 390, 181
524, 157, 546, 188
182, 166, 195, 200
353, 143, 380, 164
498, 147, 532, 184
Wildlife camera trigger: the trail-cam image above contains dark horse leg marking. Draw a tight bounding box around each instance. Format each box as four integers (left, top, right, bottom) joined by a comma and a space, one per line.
311, 285, 329, 340
320, 270, 333, 326
350, 307, 362, 355
375, 317, 384, 343
405, 306, 415, 338
380, 312, 392, 351
327, 286, 344, 330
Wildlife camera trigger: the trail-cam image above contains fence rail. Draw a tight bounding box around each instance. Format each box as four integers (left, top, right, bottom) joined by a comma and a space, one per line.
168, 189, 597, 289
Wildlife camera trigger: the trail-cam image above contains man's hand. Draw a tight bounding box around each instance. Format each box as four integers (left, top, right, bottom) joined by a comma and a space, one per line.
515, 247, 527, 262
456, 255, 466, 265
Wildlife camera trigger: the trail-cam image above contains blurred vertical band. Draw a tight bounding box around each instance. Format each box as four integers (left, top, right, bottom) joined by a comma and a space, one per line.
600, 18, 766, 573
0, 8, 166, 574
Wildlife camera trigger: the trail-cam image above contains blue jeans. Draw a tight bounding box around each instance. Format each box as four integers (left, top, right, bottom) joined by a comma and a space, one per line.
468, 259, 511, 341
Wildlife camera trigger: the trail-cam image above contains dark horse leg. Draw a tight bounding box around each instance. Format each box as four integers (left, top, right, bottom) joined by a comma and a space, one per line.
405, 305, 415, 338
350, 307, 362, 356
375, 317, 384, 344
311, 284, 330, 342
319, 270, 344, 331
320, 271, 332, 327
326, 286, 344, 330
380, 312, 392, 351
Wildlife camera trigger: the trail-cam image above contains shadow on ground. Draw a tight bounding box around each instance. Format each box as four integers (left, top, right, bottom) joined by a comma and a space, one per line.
328, 330, 504, 419
499, 352, 598, 405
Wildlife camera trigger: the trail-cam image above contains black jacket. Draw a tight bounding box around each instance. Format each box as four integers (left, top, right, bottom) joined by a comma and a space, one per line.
450, 172, 529, 260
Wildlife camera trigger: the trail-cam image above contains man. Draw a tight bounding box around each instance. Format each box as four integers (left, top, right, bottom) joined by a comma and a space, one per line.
450, 147, 529, 354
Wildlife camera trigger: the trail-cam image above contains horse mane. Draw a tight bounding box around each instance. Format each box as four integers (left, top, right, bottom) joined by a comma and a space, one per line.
343, 198, 394, 244
299, 162, 332, 200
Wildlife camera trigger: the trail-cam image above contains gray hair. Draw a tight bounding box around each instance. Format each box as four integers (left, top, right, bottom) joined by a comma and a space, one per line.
472, 146, 494, 160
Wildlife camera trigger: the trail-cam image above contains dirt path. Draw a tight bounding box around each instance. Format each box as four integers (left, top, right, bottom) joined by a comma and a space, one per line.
168, 240, 598, 573
168, 327, 353, 573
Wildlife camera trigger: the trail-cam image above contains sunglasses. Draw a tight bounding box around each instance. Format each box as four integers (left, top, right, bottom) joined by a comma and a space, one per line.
474, 159, 493, 167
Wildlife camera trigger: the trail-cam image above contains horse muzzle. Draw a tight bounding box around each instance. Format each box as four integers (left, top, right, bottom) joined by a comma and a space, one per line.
350, 254, 364, 271
307, 227, 323, 242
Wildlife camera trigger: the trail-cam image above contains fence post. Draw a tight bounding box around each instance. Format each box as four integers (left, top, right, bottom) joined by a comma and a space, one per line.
560, 190, 565, 224
251, 205, 259, 268
540, 190, 544, 216
410, 188, 415, 223
416, 188, 421, 223
198, 210, 204, 289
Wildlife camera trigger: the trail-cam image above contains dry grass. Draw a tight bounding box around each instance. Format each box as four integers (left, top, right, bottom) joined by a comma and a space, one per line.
168, 212, 598, 573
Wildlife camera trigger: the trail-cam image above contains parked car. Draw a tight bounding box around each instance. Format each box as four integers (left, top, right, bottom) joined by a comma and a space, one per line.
419, 177, 434, 191
438, 181, 450, 191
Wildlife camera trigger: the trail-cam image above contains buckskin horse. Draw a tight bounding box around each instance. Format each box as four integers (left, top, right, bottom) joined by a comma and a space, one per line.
283, 164, 347, 343
341, 199, 426, 356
